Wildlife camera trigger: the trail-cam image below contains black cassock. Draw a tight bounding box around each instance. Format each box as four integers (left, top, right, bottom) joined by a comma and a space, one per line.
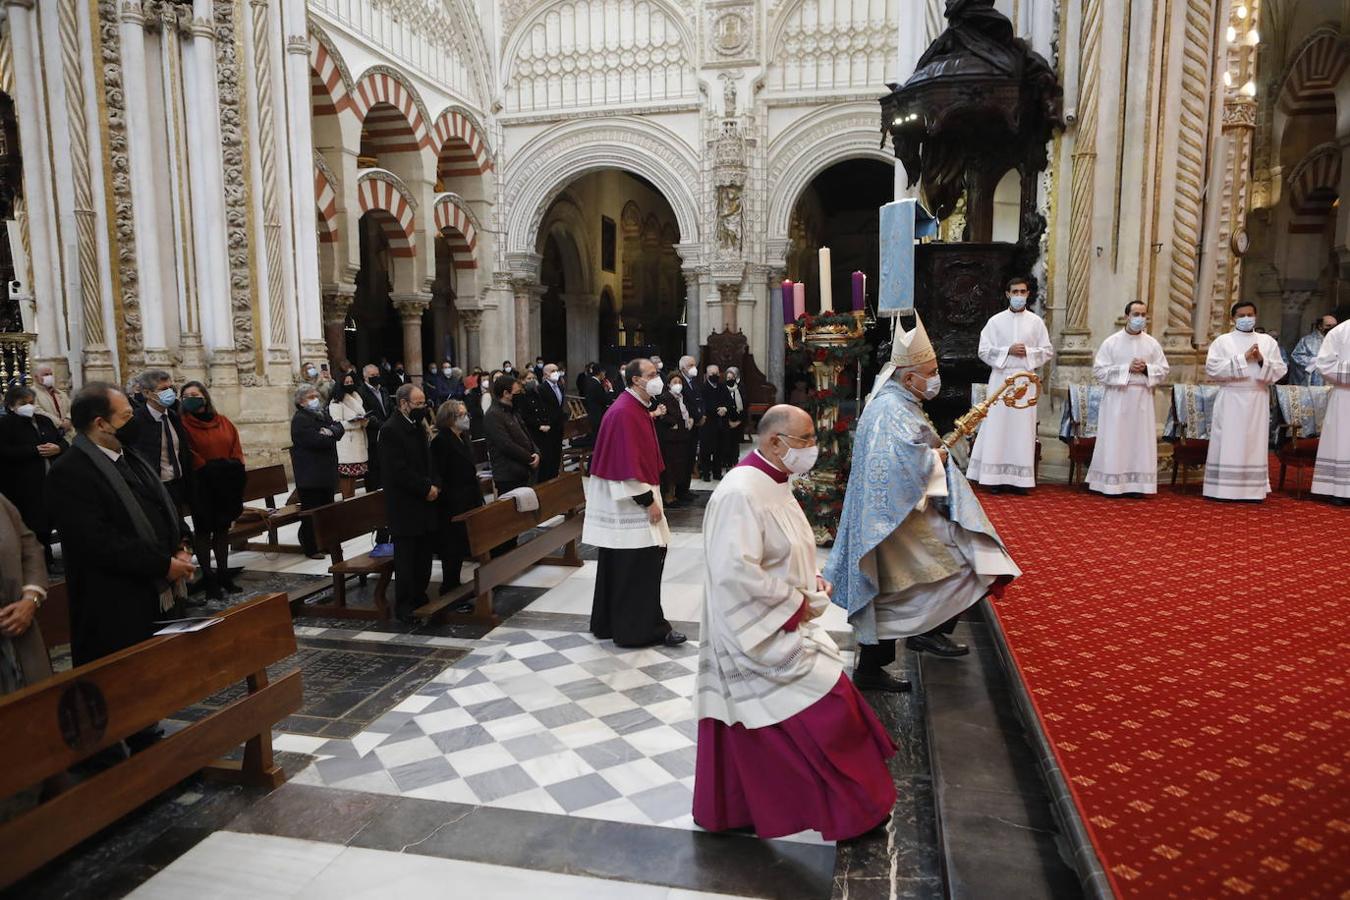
590, 545, 671, 647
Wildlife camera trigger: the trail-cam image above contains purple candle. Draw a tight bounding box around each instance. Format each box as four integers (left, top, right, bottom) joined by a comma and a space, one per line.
782, 279, 795, 322
851, 271, 865, 311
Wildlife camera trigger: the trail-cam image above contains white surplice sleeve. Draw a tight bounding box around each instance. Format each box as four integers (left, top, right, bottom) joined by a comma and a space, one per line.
703, 491, 805, 652
1205, 335, 1250, 381
977, 315, 1008, 369
1093, 335, 1131, 386
1313, 326, 1350, 385
1146, 339, 1170, 387
1023, 317, 1055, 370
1253, 334, 1288, 384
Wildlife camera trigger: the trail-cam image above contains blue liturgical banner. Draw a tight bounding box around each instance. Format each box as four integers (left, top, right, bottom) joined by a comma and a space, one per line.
878, 199, 936, 316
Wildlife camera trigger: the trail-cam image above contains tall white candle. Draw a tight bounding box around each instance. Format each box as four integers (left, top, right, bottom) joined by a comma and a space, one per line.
818, 247, 833, 312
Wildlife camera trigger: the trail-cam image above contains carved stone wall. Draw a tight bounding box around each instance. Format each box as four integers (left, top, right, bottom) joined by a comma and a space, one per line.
766, 0, 898, 93
215, 0, 256, 375
97, 0, 141, 358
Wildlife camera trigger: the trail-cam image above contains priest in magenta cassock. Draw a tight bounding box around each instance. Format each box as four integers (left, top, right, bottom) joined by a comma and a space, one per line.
1202, 301, 1287, 501
694, 404, 896, 840
825, 313, 1020, 692
966, 275, 1054, 491
583, 357, 687, 647
1311, 319, 1350, 501
1087, 300, 1170, 496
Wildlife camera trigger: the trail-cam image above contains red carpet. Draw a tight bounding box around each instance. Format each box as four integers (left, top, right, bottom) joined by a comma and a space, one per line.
981, 478, 1350, 899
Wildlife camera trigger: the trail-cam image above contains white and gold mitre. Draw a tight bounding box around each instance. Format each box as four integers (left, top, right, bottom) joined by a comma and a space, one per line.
888, 312, 936, 367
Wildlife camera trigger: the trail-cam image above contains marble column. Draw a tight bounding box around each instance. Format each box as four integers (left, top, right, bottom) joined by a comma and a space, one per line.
716, 283, 739, 333
392, 293, 431, 383
681, 267, 704, 358
7, 0, 70, 379
321, 284, 356, 369
510, 278, 542, 367
459, 308, 484, 371
119, 1, 170, 365
283, 21, 324, 363
766, 267, 786, 400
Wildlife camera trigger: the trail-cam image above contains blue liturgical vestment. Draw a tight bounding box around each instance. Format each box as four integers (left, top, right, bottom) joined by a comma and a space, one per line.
824, 380, 1017, 645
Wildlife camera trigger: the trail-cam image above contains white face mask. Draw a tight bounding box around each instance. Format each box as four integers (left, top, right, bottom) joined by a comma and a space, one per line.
15, 403, 36, 418
781, 442, 819, 475
644, 376, 664, 396
670, 383, 683, 396
1009, 295, 1028, 312
41, 374, 54, 388
429, 366, 438, 374
1235, 315, 1256, 333
1127, 315, 1146, 333
547, 371, 561, 383
305, 367, 317, 378
305, 398, 322, 412
686, 366, 698, 378
909, 373, 941, 401
455, 415, 470, 431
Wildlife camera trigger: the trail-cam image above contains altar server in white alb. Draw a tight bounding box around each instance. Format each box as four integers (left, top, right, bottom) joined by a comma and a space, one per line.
1087, 301, 1170, 497
1202, 301, 1288, 501
694, 405, 896, 840
966, 275, 1054, 492
1311, 319, 1350, 502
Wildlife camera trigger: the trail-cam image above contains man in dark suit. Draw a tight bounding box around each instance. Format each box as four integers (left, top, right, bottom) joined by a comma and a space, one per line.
697, 364, 733, 482
525, 363, 567, 481
677, 355, 705, 480
384, 360, 412, 395
380, 384, 441, 623
359, 364, 393, 547
484, 375, 539, 495
119, 368, 194, 516
46, 384, 195, 668
290, 385, 345, 558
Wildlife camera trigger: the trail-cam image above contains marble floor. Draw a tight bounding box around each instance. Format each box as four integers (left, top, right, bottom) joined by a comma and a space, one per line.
24, 466, 945, 900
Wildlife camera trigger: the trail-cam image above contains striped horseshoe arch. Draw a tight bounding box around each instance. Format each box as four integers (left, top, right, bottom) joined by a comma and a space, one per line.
432, 109, 492, 181
1287, 144, 1341, 234
357, 175, 417, 257
314, 164, 338, 244
433, 195, 478, 269
352, 70, 433, 152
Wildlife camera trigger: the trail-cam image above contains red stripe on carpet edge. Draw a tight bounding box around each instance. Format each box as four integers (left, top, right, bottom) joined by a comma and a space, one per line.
980, 475, 1350, 899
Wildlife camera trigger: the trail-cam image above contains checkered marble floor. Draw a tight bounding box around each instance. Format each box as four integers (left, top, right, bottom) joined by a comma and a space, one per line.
284, 626, 710, 830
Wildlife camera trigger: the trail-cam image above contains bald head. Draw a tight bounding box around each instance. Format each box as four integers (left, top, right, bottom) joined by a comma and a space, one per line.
757, 405, 816, 473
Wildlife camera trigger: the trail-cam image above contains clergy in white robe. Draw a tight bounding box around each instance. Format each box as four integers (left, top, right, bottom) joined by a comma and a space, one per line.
694, 405, 895, 840
582, 358, 686, 647
1202, 303, 1288, 500
1311, 319, 1350, 500
1087, 302, 1170, 496
966, 278, 1054, 490
1289, 315, 1337, 386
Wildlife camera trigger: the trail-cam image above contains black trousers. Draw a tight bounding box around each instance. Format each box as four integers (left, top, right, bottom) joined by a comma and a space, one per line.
393, 532, 436, 617
698, 423, 724, 479
591, 546, 670, 647
659, 438, 692, 500
438, 521, 469, 587
535, 431, 563, 482
296, 486, 335, 556
719, 424, 744, 470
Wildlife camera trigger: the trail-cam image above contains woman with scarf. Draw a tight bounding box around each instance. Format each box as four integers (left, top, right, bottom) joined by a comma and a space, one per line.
180, 382, 245, 599
430, 399, 484, 606
654, 371, 694, 508
329, 370, 370, 499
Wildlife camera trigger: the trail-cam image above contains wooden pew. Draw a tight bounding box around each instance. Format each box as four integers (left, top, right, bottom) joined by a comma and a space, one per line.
298, 491, 393, 620
0, 593, 300, 889
36, 580, 70, 650
560, 396, 594, 474
415, 471, 586, 625
228, 464, 304, 553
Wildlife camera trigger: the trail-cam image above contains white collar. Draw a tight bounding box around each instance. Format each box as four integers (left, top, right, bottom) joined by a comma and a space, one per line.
147, 404, 165, 421
95, 443, 122, 462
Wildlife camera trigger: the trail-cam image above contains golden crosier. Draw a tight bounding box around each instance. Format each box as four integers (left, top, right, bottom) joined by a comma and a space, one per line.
942, 371, 1042, 449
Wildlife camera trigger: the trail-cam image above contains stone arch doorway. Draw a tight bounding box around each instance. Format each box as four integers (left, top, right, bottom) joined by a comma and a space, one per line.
535, 169, 685, 370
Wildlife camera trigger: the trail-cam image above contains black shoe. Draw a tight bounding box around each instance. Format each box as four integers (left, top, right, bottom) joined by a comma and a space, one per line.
205, 584, 226, 602
1006, 486, 1030, 495
663, 630, 688, 647
676, 493, 695, 503
907, 634, 969, 657
852, 669, 912, 693
219, 578, 244, 594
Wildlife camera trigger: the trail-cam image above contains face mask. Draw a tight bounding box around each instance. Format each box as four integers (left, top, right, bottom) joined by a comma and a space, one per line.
455, 415, 470, 431
910, 373, 941, 401
182, 396, 206, 413
305, 367, 317, 378
429, 366, 438, 374
780, 442, 819, 475
1127, 315, 1146, 333
708, 374, 720, 384
548, 371, 561, 383
41, 375, 54, 388
157, 387, 177, 407
1235, 316, 1256, 333
367, 377, 380, 387
686, 366, 697, 378
726, 377, 737, 387
670, 383, 683, 396
305, 398, 322, 412
504, 365, 513, 373
409, 406, 427, 422
1009, 295, 1028, 312
644, 376, 664, 396
14, 403, 35, 418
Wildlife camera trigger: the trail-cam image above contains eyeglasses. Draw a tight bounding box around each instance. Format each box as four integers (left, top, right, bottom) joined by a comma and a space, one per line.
777, 432, 817, 447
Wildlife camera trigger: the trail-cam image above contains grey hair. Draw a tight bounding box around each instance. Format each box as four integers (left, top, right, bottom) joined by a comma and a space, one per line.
757, 405, 796, 437
134, 368, 172, 392
678, 355, 696, 369
436, 398, 466, 430
294, 385, 319, 406
395, 382, 421, 404
449, 367, 463, 379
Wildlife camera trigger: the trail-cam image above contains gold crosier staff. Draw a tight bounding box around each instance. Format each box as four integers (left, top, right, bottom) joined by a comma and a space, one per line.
941, 371, 1043, 449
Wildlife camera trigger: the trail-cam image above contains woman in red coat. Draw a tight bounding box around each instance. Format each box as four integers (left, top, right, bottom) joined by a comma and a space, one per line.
180, 381, 245, 599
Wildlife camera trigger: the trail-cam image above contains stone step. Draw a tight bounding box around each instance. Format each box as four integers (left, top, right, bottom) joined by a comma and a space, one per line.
919, 608, 1085, 900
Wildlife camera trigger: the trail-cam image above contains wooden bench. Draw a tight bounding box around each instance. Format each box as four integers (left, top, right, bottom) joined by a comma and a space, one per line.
415, 471, 586, 625
0, 593, 300, 888
229, 464, 303, 553
36, 580, 70, 650
560, 397, 595, 474
299, 491, 393, 620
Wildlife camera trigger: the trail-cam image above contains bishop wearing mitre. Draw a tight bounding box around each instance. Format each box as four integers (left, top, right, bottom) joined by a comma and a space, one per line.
1311, 319, 1350, 502
825, 313, 1021, 692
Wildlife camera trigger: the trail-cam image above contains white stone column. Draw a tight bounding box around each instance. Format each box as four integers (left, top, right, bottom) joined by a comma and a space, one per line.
119, 1, 170, 363
7, 0, 70, 376
561, 292, 599, 382
185, 3, 231, 359
675, 242, 704, 359
280, 3, 323, 361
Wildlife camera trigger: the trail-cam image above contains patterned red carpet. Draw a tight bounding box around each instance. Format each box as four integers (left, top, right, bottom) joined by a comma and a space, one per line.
981, 480, 1350, 899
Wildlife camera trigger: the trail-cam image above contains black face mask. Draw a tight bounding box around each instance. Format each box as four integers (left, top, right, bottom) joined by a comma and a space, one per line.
708, 375, 720, 384
408, 406, 428, 422
367, 377, 380, 387
726, 378, 737, 387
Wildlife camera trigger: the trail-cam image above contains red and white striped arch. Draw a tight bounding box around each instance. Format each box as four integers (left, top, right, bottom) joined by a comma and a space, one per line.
353, 71, 432, 151
1279, 32, 1347, 117
309, 38, 353, 116
314, 165, 338, 244
432, 109, 492, 180
357, 175, 417, 257
1287, 144, 1341, 234
434, 195, 478, 269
